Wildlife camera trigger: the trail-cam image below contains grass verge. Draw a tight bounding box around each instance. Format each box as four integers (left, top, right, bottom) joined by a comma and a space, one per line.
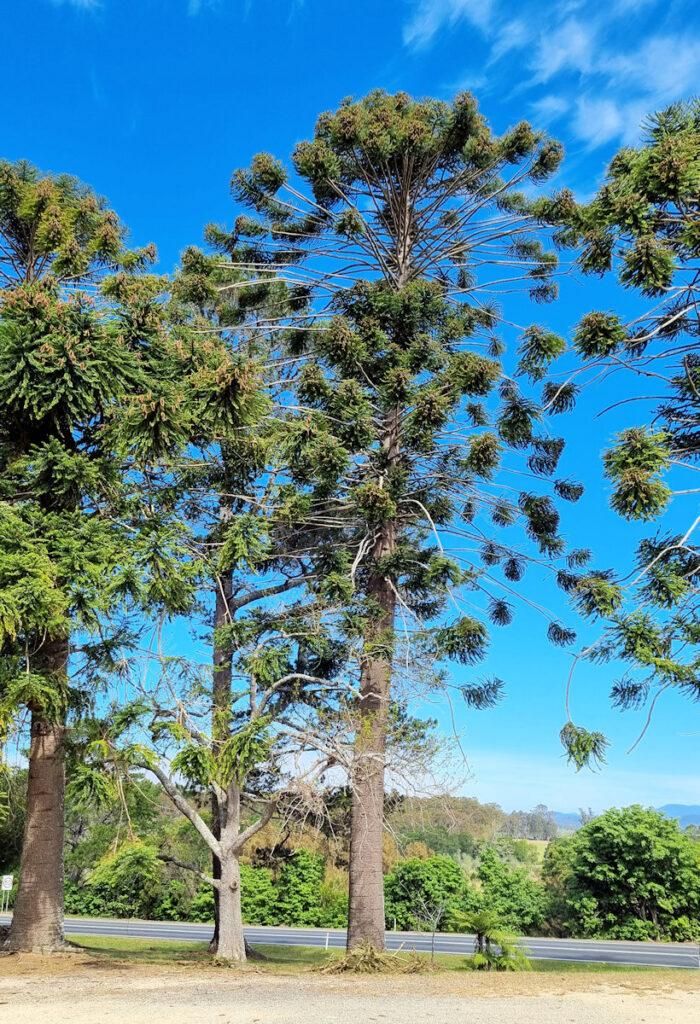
66, 935, 667, 974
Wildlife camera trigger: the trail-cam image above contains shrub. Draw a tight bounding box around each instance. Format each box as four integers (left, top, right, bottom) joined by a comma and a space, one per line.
275, 850, 325, 926
551, 806, 700, 940
384, 855, 468, 931
240, 864, 278, 924
476, 847, 547, 935
70, 842, 167, 919
451, 908, 531, 971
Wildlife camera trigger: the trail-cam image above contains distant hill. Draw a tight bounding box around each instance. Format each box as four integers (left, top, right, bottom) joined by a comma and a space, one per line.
554, 811, 583, 831
657, 804, 700, 828
553, 805, 700, 833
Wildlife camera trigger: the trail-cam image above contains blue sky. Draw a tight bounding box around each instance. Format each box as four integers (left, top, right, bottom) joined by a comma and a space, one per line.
4, 0, 699, 812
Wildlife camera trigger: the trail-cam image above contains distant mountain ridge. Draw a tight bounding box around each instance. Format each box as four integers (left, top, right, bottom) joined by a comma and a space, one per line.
554, 804, 700, 832
657, 804, 700, 828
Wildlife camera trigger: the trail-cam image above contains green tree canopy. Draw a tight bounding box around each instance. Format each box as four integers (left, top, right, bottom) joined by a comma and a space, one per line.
226, 88, 581, 949
545, 102, 700, 762
384, 854, 468, 930
544, 805, 700, 941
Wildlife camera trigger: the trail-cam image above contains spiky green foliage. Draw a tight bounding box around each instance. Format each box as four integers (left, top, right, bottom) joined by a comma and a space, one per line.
552, 102, 700, 758
0, 164, 170, 729
226, 90, 579, 695
0, 159, 156, 287
224, 89, 581, 947
450, 908, 531, 971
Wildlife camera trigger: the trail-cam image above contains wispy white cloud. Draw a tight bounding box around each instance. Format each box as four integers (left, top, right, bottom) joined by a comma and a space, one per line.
604, 35, 700, 102
529, 17, 595, 83
51, 0, 102, 9
530, 94, 569, 122
488, 18, 530, 62
613, 0, 658, 11
188, 0, 220, 13
403, 0, 494, 51
568, 35, 700, 148
573, 97, 624, 148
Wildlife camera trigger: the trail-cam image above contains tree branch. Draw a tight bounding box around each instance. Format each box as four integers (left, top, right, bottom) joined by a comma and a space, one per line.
157, 853, 219, 889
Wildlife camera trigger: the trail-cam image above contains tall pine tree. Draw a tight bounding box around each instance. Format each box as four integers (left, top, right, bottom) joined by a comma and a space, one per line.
225, 91, 581, 948
0, 161, 160, 950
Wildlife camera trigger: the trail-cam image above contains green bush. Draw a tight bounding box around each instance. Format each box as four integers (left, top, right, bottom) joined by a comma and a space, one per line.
450, 908, 531, 971
275, 850, 325, 926
318, 874, 349, 927
549, 806, 700, 941
188, 883, 215, 923
154, 879, 191, 921
240, 864, 278, 924
66, 843, 167, 920
384, 855, 468, 930
476, 847, 547, 935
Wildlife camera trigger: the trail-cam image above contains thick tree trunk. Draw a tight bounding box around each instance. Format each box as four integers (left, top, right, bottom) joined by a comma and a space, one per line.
347, 410, 400, 950
8, 636, 69, 952
346, 561, 396, 950
216, 852, 246, 962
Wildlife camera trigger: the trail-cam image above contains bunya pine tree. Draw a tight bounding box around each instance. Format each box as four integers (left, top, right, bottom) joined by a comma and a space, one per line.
225, 90, 585, 949
541, 101, 700, 763
0, 160, 175, 950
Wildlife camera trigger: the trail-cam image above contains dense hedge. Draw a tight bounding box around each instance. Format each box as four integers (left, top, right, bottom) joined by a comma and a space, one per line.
64, 845, 347, 927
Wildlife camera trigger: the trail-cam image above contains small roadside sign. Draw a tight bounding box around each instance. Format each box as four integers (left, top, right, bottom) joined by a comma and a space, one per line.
0, 875, 12, 913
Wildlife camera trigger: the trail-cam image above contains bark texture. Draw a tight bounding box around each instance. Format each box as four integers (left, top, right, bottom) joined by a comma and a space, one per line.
209, 571, 232, 953
216, 847, 245, 962
8, 636, 69, 952
347, 409, 400, 951
208, 572, 256, 962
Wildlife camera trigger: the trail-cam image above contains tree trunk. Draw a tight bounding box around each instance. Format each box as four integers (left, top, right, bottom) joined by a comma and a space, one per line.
210, 571, 232, 951
8, 636, 69, 952
216, 852, 246, 962
346, 566, 395, 950
207, 572, 260, 961
347, 405, 401, 951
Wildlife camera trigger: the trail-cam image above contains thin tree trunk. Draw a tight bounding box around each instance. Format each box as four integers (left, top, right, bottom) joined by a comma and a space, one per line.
347, 409, 400, 951
208, 574, 258, 960
8, 636, 69, 952
210, 570, 232, 952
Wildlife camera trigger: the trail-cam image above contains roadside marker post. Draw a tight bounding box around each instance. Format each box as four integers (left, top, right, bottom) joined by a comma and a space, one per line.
1, 875, 13, 914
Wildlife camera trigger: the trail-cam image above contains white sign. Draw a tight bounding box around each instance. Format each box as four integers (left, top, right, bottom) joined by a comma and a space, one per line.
1, 875, 13, 891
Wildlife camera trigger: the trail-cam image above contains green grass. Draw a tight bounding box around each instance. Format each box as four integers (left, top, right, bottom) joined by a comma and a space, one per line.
67, 935, 213, 964
66, 935, 664, 974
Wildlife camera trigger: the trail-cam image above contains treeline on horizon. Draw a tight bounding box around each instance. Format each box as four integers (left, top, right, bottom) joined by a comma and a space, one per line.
2, 89, 700, 963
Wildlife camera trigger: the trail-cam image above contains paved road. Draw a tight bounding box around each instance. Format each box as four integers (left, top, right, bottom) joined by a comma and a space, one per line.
3, 914, 699, 968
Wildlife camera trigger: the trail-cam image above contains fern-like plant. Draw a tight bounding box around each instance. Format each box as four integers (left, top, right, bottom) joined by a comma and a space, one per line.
450, 908, 531, 971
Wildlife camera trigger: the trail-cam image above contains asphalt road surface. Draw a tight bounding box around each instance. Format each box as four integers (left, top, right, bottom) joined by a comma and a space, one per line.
2, 914, 698, 968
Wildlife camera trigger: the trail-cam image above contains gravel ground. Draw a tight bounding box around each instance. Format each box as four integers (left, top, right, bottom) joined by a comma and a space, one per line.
0, 954, 698, 1024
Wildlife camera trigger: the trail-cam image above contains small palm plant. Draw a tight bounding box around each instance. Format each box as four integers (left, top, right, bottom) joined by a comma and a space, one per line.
450, 909, 531, 971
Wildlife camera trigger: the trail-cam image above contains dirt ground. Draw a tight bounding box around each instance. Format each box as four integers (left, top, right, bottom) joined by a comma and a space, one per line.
0, 952, 698, 1024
